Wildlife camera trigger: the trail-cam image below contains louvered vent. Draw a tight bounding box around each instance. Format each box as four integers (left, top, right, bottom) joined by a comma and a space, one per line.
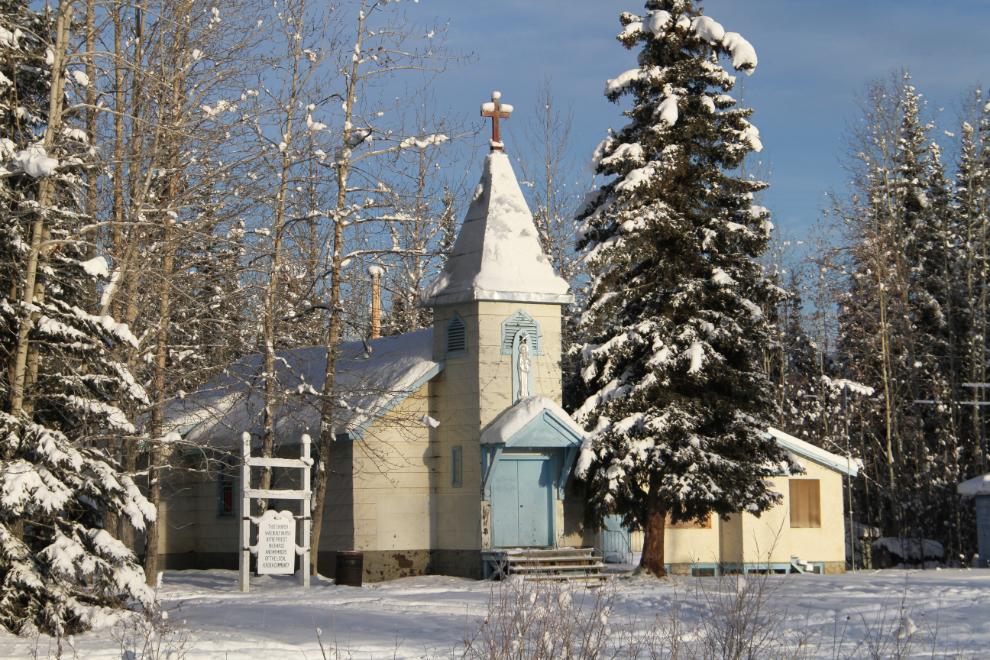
446, 315, 467, 356
500, 310, 543, 355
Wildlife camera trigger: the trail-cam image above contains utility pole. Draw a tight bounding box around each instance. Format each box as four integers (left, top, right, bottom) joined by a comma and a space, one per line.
843, 386, 855, 572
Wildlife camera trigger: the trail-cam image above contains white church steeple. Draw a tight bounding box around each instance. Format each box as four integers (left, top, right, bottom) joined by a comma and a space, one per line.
419, 94, 573, 308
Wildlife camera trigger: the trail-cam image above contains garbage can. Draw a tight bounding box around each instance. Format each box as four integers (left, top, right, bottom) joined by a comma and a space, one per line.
335, 551, 363, 587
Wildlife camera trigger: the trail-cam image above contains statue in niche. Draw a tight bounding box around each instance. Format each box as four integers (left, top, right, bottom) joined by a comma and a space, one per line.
517, 332, 532, 399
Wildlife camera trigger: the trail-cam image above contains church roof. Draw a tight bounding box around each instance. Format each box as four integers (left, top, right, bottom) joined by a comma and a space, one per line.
164, 330, 441, 447
419, 151, 573, 307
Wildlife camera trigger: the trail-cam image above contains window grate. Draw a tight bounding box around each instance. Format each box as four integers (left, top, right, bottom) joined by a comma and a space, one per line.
446, 314, 467, 356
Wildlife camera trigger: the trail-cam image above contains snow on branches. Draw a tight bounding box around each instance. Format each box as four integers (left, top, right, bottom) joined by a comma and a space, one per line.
568, 0, 793, 576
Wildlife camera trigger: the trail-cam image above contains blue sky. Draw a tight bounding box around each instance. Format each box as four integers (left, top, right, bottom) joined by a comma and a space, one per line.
414, 0, 990, 244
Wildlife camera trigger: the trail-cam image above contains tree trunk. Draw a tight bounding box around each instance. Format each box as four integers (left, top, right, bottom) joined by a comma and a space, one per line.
639, 476, 668, 577
120, 438, 137, 550
143, 218, 174, 584
310, 203, 345, 574
258, 150, 291, 514
143, 443, 161, 586
310, 4, 367, 575
10, 1, 72, 415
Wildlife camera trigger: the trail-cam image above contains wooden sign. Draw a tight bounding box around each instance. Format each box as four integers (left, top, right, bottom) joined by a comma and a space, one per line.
256, 510, 296, 575
240, 432, 312, 592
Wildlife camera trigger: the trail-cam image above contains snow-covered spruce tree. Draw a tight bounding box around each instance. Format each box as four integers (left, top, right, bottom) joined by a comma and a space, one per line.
895, 87, 966, 549
0, 0, 155, 635
953, 96, 990, 478
571, 1, 797, 577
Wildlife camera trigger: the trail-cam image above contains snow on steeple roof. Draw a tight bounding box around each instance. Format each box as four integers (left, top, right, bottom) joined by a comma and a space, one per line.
419, 151, 573, 307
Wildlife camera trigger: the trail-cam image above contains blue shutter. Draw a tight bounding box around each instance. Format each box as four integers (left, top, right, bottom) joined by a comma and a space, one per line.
500, 310, 542, 355
445, 313, 467, 357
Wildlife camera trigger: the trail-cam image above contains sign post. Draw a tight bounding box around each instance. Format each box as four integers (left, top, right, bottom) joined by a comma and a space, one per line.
239, 432, 312, 592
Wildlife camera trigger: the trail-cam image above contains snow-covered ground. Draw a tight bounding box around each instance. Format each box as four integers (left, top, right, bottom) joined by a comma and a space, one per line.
6, 568, 990, 659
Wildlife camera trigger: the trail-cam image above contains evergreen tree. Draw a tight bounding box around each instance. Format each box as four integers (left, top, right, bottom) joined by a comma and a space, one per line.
832, 74, 919, 542
904, 116, 968, 552
570, 0, 795, 577
0, 0, 155, 634
953, 97, 990, 477
774, 274, 839, 447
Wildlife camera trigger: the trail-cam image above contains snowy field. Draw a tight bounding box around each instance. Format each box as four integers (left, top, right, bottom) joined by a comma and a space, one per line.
6, 568, 990, 659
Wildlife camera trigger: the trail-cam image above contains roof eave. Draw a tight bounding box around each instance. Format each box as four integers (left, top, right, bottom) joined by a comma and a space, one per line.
766, 427, 861, 477
419, 288, 574, 308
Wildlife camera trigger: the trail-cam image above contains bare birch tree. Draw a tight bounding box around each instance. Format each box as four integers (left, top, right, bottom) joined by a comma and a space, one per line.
309, 0, 470, 573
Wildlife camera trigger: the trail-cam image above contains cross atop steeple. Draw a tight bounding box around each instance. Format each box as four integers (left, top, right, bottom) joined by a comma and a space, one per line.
481, 91, 512, 152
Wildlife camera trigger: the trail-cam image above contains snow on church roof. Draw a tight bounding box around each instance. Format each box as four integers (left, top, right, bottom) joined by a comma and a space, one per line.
480, 396, 587, 445
419, 151, 573, 307
164, 330, 440, 447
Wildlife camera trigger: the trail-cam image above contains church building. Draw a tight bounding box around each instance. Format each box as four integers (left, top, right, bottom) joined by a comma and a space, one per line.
156, 94, 855, 580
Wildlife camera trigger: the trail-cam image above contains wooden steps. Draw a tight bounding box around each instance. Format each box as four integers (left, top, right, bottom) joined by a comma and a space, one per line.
484, 548, 607, 582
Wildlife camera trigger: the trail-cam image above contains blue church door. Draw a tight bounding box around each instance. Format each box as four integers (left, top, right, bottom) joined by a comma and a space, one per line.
492, 453, 554, 548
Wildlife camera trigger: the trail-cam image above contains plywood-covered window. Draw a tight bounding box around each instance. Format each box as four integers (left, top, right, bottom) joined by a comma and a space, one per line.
789, 479, 821, 528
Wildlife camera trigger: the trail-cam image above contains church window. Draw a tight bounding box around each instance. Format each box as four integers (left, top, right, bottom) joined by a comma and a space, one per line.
217, 459, 235, 517
451, 446, 463, 487
789, 479, 821, 528
500, 310, 542, 355
445, 313, 467, 357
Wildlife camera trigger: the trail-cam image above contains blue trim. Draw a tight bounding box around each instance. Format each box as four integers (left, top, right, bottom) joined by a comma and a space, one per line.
558, 447, 578, 500
348, 360, 446, 439
718, 562, 826, 576
482, 446, 504, 500
445, 313, 468, 358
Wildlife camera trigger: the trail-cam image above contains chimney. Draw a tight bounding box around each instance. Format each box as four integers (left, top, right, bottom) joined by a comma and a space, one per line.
368, 266, 383, 339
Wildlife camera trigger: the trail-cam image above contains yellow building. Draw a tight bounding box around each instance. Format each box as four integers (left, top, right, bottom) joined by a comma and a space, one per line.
598, 427, 859, 576
157, 141, 857, 581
